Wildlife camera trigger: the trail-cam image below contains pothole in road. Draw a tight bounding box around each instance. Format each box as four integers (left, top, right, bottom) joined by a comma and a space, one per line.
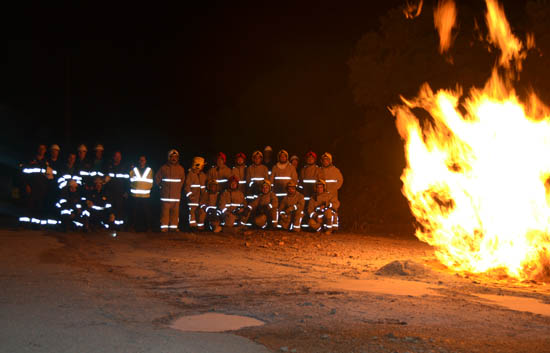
323, 278, 442, 297
475, 294, 550, 316
170, 313, 265, 332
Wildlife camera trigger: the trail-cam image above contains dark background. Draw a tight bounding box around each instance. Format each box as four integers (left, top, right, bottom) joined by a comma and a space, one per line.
1, 0, 546, 230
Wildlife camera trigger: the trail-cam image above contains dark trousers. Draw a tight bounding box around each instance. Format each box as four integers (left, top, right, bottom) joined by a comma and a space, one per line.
132, 197, 152, 232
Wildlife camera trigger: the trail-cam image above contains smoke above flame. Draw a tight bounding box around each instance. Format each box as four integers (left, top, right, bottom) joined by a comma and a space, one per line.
391, 0, 550, 281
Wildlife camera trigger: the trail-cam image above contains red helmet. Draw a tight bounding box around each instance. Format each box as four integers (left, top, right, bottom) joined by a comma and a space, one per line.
305, 151, 317, 160
228, 175, 239, 184
235, 152, 246, 160
217, 152, 226, 163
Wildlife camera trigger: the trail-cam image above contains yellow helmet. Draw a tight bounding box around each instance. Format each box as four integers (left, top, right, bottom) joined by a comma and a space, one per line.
192, 157, 205, 170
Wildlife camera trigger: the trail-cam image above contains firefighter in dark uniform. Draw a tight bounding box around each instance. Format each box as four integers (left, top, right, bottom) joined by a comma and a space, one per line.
85, 177, 115, 232
75, 144, 92, 188
104, 151, 129, 230
19, 144, 51, 227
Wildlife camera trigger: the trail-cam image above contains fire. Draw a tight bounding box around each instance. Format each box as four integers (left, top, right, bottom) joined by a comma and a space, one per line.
391, 0, 550, 281
434, 0, 456, 54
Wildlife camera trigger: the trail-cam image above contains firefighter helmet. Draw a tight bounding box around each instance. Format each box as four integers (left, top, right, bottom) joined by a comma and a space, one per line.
305, 151, 317, 160
77, 144, 87, 152
217, 152, 227, 163
252, 150, 263, 159
192, 157, 205, 170
321, 152, 332, 164
50, 144, 60, 151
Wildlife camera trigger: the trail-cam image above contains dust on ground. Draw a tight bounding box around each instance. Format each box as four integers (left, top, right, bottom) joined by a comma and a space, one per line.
11, 228, 550, 352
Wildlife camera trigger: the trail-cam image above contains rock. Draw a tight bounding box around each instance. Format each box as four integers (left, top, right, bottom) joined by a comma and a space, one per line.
385, 332, 397, 339
279, 241, 285, 246
321, 334, 330, 340
403, 336, 422, 343
279, 347, 289, 352
245, 242, 250, 247
329, 308, 337, 315
375, 260, 429, 277
298, 302, 313, 306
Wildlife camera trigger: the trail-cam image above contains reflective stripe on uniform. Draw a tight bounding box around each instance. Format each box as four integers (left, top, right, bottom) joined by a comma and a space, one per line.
131, 189, 150, 195
160, 198, 180, 202
162, 178, 181, 182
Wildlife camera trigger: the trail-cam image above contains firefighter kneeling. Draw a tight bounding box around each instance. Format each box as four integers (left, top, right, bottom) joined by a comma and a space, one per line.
85, 177, 116, 232
219, 175, 249, 230
307, 179, 340, 234
279, 180, 305, 232
57, 180, 86, 231
198, 179, 223, 232
249, 179, 278, 229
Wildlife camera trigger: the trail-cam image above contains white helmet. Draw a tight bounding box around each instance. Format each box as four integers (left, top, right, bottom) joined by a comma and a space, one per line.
50, 144, 60, 151
168, 149, 179, 158
77, 144, 88, 152
94, 144, 104, 151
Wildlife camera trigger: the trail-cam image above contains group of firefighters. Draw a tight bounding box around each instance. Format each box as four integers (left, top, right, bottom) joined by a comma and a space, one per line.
18, 144, 343, 234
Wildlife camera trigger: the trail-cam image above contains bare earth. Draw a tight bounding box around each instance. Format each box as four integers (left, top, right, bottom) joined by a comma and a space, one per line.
2, 228, 550, 353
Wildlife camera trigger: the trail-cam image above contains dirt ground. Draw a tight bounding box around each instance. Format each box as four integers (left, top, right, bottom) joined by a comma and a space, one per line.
3, 227, 550, 353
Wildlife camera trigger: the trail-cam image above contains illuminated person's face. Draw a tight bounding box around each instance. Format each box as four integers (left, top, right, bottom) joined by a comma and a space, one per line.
236, 157, 244, 166
95, 150, 103, 159
321, 157, 330, 167
138, 156, 146, 168
208, 183, 218, 193
316, 183, 324, 194
68, 154, 76, 165
291, 159, 298, 168
264, 150, 272, 162
37, 145, 47, 157
262, 184, 270, 194
306, 155, 315, 165
169, 154, 178, 164
217, 157, 225, 168
78, 150, 86, 160
230, 180, 238, 190
253, 154, 262, 165
287, 186, 296, 196
279, 154, 287, 163
113, 152, 122, 164
50, 149, 59, 160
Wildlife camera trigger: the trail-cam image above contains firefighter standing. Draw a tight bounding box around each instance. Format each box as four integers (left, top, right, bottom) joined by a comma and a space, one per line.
307, 179, 340, 234
299, 151, 321, 202
104, 151, 129, 229
319, 152, 343, 200
155, 149, 186, 232
184, 157, 207, 229
90, 144, 106, 177
279, 180, 305, 232
129, 155, 154, 232
271, 149, 298, 199
19, 144, 51, 227
75, 144, 91, 186
248, 179, 278, 229
219, 175, 248, 231
245, 150, 269, 201
232, 152, 247, 194
207, 152, 232, 192
198, 179, 222, 232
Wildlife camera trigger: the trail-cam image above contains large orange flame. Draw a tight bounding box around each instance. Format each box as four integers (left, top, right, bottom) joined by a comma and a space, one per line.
434, 0, 457, 54
391, 0, 550, 281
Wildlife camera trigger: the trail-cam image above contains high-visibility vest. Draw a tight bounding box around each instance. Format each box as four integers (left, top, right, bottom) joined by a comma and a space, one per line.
130, 167, 153, 198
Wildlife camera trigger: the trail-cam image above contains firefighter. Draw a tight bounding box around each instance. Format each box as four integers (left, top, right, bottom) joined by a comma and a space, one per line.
271, 149, 298, 199
232, 152, 247, 193
184, 156, 207, 229
319, 152, 343, 200
219, 175, 248, 231
57, 180, 85, 231
263, 146, 274, 173
85, 176, 115, 232
155, 149, 186, 232
290, 155, 299, 170
90, 144, 106, 177
57, 153, 82, 190
245, 150, 269, 201
299, 151, 321, 202
279, 180, 305, 232
104, 151, 129, 229
307, 179, 340, 234
75, 144, 91, 186
19, 144, 52, 227
248, 179, 278, 229
198, 179, 222, 232
45, 144, 62, 225
207, 152, 232, 192
129, 155, 154, 232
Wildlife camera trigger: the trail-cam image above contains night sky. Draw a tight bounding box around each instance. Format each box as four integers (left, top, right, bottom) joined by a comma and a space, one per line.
1, 1, 404, 166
